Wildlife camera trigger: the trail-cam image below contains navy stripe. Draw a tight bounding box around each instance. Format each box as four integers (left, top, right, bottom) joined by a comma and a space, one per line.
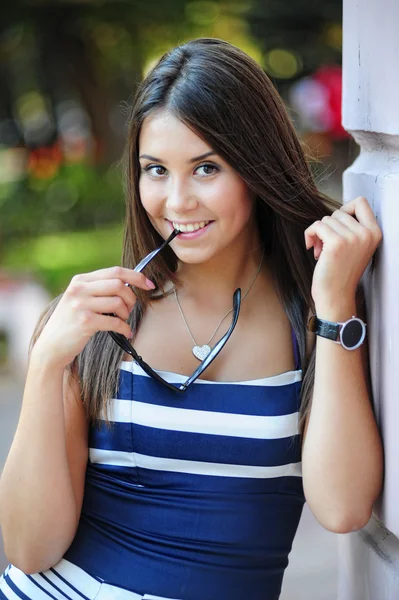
0, 590, 10, 599
90, 421, 301, 465
116, 373, 132, 400
50, 568, 92, 600
120, 369, 301, 416
89, 422, 132, 453
86, 462, 303, 494
132, 425, 301, 467
3, 574, 31, 600
39, 572, 74, 600
136, 467, 303, 493
26, 574, 59, 599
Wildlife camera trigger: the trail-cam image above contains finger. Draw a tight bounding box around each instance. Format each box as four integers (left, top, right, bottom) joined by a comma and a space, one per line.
331, 209, 365, 233
305, 220, 341, 259
305, 221, 322, 255
331, 210, 373, 244
311, 237, 323, 260
340, 197, 380, 233
83, 279, 137, 311
71, 266, 155, 290
305, 220, 341, 248
95, 313, 133, 339
321, 215, 355, 241
85, 296, 132, 322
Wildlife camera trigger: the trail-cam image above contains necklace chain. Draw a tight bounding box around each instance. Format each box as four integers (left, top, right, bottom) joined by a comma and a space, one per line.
174, 248, 265, 353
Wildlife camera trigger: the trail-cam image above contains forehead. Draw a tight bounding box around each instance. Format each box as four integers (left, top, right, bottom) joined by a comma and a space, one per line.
139, 111, 212, 157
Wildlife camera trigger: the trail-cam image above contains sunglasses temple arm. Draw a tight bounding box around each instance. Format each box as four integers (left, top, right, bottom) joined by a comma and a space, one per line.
109, 332, 179, 392
108, 231, 179, 353
108, 331, 135, 356
134, 230, 179, 273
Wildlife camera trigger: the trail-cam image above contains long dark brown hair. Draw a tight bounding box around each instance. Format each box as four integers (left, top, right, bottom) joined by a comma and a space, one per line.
30, 38, 339, 431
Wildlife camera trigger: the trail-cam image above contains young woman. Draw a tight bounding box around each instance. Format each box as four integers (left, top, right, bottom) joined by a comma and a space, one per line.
0, 38, 383, 600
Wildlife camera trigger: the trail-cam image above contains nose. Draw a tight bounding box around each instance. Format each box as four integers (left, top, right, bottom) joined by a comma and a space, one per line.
165, 177, 199, 214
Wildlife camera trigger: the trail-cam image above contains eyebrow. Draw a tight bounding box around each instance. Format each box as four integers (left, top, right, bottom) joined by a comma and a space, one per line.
139, 151, 216, 164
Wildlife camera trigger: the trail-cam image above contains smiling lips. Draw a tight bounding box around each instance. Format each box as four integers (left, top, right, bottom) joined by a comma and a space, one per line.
172, 220, 211, 233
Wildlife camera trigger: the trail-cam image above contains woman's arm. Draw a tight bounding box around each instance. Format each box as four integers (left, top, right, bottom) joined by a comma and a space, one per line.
301, 291, 383, 533
0, 349, 88, 574
0, 265, 153, 572
302, 196, 383, 533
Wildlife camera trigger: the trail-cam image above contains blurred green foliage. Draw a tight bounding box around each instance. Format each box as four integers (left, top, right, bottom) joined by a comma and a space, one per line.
0, 162, 124, 241
2, 224, 123, 296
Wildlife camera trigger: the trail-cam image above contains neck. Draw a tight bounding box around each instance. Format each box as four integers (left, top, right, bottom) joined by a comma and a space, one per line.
176, 227, 265, 305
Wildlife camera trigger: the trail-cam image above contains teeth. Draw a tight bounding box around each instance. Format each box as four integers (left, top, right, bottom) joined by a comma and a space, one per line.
172, 220, 210, 233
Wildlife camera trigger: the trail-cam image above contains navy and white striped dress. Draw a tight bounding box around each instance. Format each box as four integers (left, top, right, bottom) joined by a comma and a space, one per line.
0, 336, 305, 600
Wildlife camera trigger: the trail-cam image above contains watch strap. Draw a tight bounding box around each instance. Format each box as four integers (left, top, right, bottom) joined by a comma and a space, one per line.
307, 316, 340, 341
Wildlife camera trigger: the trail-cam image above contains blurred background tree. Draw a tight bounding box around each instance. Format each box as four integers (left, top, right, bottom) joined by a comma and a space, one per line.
0, 0, 349, 295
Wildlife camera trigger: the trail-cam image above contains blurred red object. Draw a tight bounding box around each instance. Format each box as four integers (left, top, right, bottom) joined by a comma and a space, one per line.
313, 65, 349, 140
27, 143, 62, 179
289, 64, 349, 141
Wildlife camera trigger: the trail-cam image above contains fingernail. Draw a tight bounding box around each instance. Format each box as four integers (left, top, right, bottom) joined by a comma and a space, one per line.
146, 278, 156, 289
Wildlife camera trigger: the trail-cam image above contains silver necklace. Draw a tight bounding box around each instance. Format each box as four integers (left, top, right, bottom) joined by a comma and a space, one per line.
174, 249, 265, 361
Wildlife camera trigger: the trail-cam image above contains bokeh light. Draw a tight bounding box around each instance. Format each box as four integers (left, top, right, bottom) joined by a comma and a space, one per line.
264, 48, 302, 79
185, 1, 221, 26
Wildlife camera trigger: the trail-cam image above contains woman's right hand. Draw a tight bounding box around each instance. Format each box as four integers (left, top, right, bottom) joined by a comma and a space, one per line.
31, 266, 155, 370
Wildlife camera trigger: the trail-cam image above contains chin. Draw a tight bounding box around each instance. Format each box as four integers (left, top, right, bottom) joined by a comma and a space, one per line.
172, 248, 216, 265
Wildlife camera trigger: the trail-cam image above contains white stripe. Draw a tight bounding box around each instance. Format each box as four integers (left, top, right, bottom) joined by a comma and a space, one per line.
51, 559, 102, 599
90, 448, 302, 479
101, 399, 299, 440
120, 361, 302, 386
0, 576, 21, 600
289, 461, 302, 477
5, 567, 64, 600
29, 572, 72, 600
39, 566, 96, 600
96, 583, 142, 599
0, 562, 182, 600
2, 560, 102, 600
38, 570, 84, 600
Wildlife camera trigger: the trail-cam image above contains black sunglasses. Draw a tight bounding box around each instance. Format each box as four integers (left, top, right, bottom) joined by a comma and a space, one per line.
107, 230, 241, 393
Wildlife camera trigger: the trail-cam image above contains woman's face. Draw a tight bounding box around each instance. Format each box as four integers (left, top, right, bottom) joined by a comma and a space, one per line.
138, 110, 257, 264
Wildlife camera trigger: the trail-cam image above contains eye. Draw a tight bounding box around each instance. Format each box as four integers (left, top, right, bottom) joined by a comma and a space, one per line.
142, 165, 167, 178
195, 163, 220, 176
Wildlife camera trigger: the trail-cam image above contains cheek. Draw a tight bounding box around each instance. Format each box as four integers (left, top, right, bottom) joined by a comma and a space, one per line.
212, 179, 254, 223
139, 179, 164, 218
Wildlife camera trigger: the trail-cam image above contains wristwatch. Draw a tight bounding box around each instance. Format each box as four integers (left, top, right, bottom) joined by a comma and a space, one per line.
307, 315, 367, 351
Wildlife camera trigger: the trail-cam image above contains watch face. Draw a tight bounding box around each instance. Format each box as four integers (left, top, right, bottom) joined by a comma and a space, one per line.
341, 319, 365, 349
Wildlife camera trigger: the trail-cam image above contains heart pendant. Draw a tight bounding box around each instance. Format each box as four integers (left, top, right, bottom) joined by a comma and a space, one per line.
192, 344, 211, 361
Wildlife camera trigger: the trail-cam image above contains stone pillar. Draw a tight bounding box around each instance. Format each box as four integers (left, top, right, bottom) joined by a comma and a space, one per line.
339, 0, 399, 597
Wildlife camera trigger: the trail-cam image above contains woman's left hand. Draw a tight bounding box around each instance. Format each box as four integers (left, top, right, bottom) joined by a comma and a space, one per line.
304, 196, 382, 314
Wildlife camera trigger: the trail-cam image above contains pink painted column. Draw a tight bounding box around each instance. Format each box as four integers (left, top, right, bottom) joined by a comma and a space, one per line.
339, 0, 399, 597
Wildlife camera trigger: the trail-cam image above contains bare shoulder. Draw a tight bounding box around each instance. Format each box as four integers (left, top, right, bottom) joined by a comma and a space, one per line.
62, 366, 89, 519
